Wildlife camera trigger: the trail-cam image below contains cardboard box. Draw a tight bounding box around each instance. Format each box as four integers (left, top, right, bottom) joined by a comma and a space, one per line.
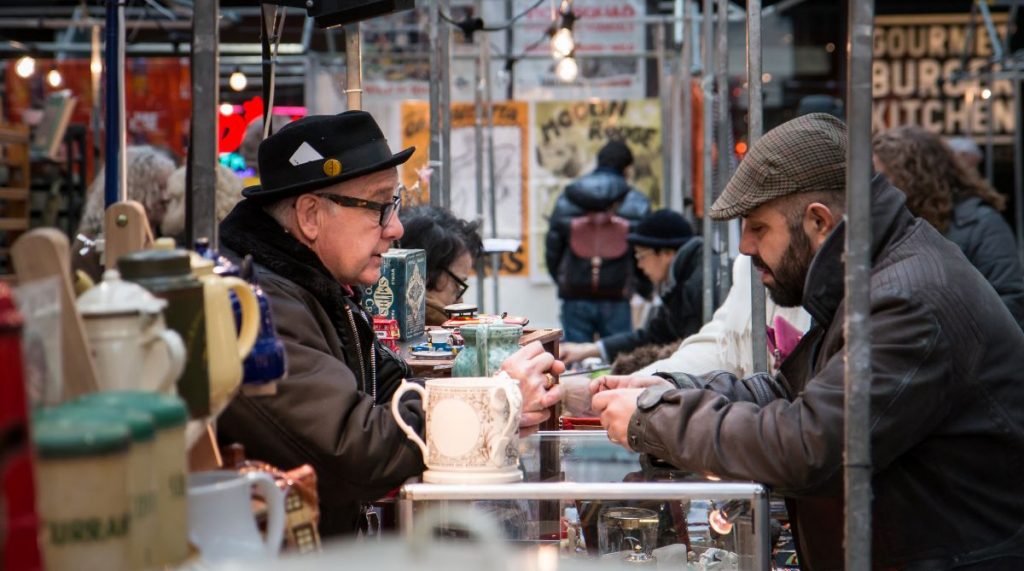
361, 248, 426, 340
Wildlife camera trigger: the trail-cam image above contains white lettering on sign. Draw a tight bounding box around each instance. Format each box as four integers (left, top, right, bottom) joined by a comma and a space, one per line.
872, 13, 1014, 144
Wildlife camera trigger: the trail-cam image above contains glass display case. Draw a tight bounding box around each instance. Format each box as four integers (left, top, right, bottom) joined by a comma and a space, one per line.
399, 431, 771, 570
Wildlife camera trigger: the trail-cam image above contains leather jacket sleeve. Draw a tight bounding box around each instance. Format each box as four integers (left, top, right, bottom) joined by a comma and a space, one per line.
628, 289, 952, 496
963, 208, 1024, 329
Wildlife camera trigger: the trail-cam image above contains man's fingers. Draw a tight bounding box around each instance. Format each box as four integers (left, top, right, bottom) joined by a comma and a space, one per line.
540, 385, 564, 409
591, 390, 613, 412
550, 359, 566, 376
519, 409, 551, 428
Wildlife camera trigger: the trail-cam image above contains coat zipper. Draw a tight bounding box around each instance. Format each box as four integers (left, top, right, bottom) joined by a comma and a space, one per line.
344, 303, 377, 405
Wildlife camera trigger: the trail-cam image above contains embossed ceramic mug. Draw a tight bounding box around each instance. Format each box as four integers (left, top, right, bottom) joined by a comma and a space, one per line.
391, 376, 523, 484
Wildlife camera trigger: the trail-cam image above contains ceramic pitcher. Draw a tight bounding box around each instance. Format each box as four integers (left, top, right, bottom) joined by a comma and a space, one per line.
391, 376, 522, 484
451, 324, 523, 377
77, 269, 186, 393
192, 258, 260, 413
187, 470, 285, 562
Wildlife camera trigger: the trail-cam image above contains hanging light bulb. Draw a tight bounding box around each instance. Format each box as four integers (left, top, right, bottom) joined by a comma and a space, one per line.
46, 68, 63, 88
229, 69, 247, 92
551, 28, 575, 59
219, 103, 235, 116
15, 56, 36, 79
555, 56, 578, 83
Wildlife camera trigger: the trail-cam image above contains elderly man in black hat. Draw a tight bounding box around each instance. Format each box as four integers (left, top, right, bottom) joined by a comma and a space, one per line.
590, 114, 1024, 569
560, 209, 708, 368
217, 111, 563, 536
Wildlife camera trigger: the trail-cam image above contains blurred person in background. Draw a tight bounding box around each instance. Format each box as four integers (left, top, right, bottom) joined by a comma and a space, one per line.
873, 125, 1024, 328
945, 136, 984, 172
560, 209, 709, 370
398, 205, 483, 326
159, 164, 246, 244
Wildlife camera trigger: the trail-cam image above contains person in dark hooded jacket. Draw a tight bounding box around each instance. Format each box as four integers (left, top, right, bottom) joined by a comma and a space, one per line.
545, 140, 651, 342
559, 209, 709, 367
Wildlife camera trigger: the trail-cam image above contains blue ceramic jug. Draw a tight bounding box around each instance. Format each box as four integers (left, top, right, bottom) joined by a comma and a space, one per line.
452, 323, 522, 377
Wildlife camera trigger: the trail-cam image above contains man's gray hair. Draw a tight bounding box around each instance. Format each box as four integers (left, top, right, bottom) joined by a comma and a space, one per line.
263, 196, 297, 229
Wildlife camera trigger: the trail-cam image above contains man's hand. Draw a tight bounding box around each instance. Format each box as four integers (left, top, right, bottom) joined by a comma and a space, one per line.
559, 342, 600, 365
590, 375, 672, 395
500, 341, 565, 433
591, 388, 645, 451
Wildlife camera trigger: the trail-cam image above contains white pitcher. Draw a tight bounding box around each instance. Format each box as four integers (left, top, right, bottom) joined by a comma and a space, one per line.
187, 470, 286, 562
77, 269, 186, 393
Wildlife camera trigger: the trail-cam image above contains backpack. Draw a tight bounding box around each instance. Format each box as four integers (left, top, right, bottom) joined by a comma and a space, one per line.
559, 211, 631, 298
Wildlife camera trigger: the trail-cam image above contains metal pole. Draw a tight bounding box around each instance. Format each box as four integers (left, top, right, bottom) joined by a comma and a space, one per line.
657, 21, 672, 207
985, 73, 995, 183
715, 0, 731, 299
844, 0, 874, 568
484, 37, 501, 312
473, 3, 486, 311
747, 0, 767, 373
102, 0, 125, 209
1015, 77, 1024, 264
681, 4, 693, 217
701, 0, 715, 323
343, 23, 363, 111
187, 0, 219, 247
428, 0, 451, 208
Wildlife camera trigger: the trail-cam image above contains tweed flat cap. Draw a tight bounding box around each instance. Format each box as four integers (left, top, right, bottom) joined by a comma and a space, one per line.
710, 113, 848, 220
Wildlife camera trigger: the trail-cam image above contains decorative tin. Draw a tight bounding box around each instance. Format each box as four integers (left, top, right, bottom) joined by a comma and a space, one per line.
361, 248, 426, 341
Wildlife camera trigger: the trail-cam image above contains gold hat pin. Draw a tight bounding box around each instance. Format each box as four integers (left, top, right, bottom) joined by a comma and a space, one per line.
323, 158, 342, 177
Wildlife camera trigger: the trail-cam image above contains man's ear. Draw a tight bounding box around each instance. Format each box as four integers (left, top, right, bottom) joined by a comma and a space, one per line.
294, 194, 321, 243
803, 202, 839, 247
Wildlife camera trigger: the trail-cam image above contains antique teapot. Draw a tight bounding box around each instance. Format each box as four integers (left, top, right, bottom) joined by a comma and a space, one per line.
76, 269, 186, 393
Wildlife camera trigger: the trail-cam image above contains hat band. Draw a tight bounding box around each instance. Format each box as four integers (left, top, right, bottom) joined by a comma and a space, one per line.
261, 137, 396, 191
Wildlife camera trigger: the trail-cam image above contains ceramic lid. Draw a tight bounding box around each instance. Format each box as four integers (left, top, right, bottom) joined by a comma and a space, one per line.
78, 391, 188, 429
118, 248, 192, 280
48, 403, 157, 442
76, 269, 167, 316
32, 414, 131, 459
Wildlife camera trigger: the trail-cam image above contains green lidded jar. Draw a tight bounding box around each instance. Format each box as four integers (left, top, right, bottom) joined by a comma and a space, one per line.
118, 247, 210, 418
77, 391, 189, 566
32, 413, 133, 571
57, 403, 159, 569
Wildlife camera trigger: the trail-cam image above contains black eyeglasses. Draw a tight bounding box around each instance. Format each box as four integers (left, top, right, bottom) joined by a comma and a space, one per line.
444, 268, 470, 300
315, 192, 402, 227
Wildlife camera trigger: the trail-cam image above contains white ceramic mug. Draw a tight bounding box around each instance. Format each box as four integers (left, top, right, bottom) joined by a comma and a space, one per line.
391, 376, 523, 484
187, 470, 285, 562
428, 328, 452, 345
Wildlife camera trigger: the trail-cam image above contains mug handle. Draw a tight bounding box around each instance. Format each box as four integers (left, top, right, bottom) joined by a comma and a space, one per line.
222, 277, 260, 360
492, 384, 520, 456
244, 471, 286, 557
155, 328, 187, 394
390, 380, 429, 460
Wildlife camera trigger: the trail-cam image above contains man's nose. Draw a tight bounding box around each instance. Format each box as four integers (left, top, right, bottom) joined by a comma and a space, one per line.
382, 212, 404, 241
739, 223, 756, 257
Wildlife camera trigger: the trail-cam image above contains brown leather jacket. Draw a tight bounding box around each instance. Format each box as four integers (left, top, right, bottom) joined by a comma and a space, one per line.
630, 177, 1024, 570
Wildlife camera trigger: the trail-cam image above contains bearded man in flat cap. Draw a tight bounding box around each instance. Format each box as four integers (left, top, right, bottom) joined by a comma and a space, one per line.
217, 111, 562, 536
591, 114, 1024, 569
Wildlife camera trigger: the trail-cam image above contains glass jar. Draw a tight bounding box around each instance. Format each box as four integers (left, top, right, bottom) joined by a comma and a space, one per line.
598, 506, 659, 565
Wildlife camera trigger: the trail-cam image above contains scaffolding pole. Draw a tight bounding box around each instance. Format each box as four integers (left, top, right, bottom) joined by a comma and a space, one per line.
657, 21, 673, 207
344, 22, 363, 111
715, 0, 731, 297
747, 0, 767, 373
186, 0, 219, 248
484, 37, 501, 312
1016, 77, 1024, 265
844, 0, 875, 569
473, 1, 486, 310
429, 0, 452, 208
103, 0, 126, 208
701, 0, 715, 323
680, 3, 694, 218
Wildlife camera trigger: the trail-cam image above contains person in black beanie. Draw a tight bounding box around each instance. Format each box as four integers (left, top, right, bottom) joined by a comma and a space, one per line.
560, 209, 709, 367
545, 140, 651, 343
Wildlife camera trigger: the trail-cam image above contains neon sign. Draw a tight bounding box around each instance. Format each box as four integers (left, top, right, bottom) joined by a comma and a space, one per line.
218, 96, 306, 154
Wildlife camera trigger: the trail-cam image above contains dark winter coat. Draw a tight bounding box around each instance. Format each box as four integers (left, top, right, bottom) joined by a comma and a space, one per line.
545, 168, 651, 300
944, 196, 1024, 329
217, 199, 425, 537
599, 237, 707, 361
630, 177, 1024, 569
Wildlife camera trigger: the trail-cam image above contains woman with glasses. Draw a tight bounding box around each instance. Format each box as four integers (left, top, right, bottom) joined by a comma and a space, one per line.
399, 206, 483, 325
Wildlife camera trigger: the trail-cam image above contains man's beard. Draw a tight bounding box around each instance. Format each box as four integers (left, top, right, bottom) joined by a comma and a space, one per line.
751, 225, 816, 307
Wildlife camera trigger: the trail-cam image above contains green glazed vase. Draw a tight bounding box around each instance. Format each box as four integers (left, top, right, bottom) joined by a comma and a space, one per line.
452, 323, 523, 377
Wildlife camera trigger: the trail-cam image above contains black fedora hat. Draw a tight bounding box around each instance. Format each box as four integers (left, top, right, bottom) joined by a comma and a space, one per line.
242, 110, 415, 202
628, 209, 693, 249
